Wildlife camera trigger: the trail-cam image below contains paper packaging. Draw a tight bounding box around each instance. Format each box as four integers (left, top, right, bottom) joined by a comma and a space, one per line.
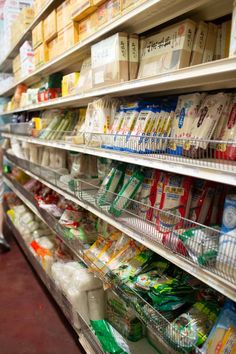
190, 21, 208, 66
230, 0, 236, 56
76, 56, 93, 92
213, 25, 222, 60
48, 37, 58, 61
13, 55, 21, 73
138, 19, 196, 79
71, 0, 97, 21
107, 0, 120, 21
221, 20, 231, 59
57, 22, 79, 55
91, 32, 129, 87
34, 43, 49, 68
56, 0, 72, 32
32, 21, 44, 49
128, 34, 139, 80
78, 13, 97, 41
202, 23, 217, 63
44, 10, 57, 43
62, 72, 80, 96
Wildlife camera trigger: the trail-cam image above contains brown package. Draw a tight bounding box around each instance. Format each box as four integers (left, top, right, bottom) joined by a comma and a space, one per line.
138, 19, 196, 79
91, 32, 129, 87
128, 34, 139, 80
190, 21, 208, 66
202, 23, 217, 63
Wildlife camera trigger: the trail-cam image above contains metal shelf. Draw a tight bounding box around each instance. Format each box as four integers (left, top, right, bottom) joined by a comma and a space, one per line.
0, 57, 236, 104
3, 132, 236, 186
0, 0, 64, 73
4, 156, 236, 303
4, 175, 174, 354
0, 0, 234, 96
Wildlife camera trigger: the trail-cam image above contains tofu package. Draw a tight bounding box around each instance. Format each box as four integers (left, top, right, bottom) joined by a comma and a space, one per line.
91, 32, 129, 87
138, 19, 196, 79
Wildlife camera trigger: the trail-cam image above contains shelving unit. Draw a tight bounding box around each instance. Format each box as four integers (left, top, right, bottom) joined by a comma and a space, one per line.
1, 0, 236, 352
4, 155, 236, 303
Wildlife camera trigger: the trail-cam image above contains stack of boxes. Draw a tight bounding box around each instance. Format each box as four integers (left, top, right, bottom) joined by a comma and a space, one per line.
11, 7, 34, 48
32, 20, 48, 68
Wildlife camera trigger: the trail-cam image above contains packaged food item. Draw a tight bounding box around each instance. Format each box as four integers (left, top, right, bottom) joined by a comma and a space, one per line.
109, 169, 144, 217
166, 301, 219, 350
169, 93, 205, 155
156, 174, 192, 233
230, 1, 236, 56
71, 0, 97, 21
57, 22, 79, 54
114, 107, 139, 150
188, 179, 215, 224
34, 43, 49, 68
146, 170, 164, 222
32, 21, 44, 49
107, 0, 120, 22
44, 10, 57, 42
202, 300, 236, 354
216, 195, 236, 280
190, 21, 208, 66
91, 32, 129, 87
106, 291, 144, 341
78, 13, 97, 41
216, 95, 236, 161
97, 163, 126, 206
128, 34, 139, 80
184, 93, 227, 156
76, 56, 93, 92
221, 20, 231, 59
213, 25, 222, 60
56, 0, 72, 32
138, 19, 196, 78
202, 23, 218, 63
212, 93, 232, 141
88, 288, 105, 321
107, 240, 140, 271
136, 168, 155, 219
62, 72, 80, 96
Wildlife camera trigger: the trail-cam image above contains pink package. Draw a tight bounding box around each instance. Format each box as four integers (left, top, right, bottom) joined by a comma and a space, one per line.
146, 170, 165, 222
156, 174, 192, 233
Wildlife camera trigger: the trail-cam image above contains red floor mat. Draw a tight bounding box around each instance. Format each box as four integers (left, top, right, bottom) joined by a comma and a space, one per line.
0, 225, 85, 354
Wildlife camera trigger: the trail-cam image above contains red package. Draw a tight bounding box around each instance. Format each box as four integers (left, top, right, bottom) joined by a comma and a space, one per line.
146, 171, 165, 221
188, 179, 215, 224
156, 174, 192, 234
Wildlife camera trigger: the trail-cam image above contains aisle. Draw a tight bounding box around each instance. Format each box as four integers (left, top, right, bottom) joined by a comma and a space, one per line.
0, 225, 85, 354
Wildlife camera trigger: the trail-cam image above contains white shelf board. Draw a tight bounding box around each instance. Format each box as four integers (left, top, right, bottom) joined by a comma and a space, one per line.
0, 0, 64, 73
0, 0, 233, 95
5, 161, 236, 302
1, 57, 236, 112
3, 132, 236, 186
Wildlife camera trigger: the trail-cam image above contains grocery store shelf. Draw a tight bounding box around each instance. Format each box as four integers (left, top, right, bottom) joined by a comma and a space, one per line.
3, 132, 236, 186
0, 0, 233, 96
4, 175, 172, 354
0, 0, 64, 73
1, 57, 236, 105
4, 159, 236, 302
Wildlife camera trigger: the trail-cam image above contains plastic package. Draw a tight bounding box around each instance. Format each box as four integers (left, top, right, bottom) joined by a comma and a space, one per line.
88, 288, 105, 321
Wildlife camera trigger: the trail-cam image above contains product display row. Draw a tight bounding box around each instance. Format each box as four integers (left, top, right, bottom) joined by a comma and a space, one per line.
4, 145, 236, 295
4, 170, 236, 354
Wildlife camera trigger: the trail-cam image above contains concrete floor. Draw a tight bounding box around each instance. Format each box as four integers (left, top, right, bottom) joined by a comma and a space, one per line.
0, 223, 85, 354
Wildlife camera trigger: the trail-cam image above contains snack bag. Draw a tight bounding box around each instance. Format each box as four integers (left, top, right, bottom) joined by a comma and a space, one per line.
146, 170, 164, 221
156, 174, 192, 233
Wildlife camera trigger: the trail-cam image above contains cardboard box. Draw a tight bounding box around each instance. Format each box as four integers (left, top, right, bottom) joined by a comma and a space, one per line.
44, 10, 57, 43
128, 34, 139, 80
57, 22, 79, 55
19, 6, 34, 25
91, 32, 129, 87
56, 0, 72, 32
48, 37, 58, 61
34, 42, 49, 68
107, 0, 121, 21
221, 20, 231, 59
13, 55, 21, 73
32, 21, 44, 49
71, 0, 97, 21
190, 21, 208, 66
96, 2, 108, 28
62, 72, 80, 96
78, 13, 97, 41
138, 19, 196, 79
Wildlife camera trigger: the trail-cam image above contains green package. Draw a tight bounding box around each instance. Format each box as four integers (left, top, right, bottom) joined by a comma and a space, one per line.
109, 170, 144, 217
90, 320, 130, 354
97, 163, 126, 206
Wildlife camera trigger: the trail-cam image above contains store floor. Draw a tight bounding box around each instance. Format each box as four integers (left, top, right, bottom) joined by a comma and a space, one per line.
0, 224, 85, 354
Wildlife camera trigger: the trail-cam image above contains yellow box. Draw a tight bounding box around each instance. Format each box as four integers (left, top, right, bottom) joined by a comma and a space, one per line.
14, 68, 22, 82
57, 0, 72, 32
44, 10, 57, 43
107, 0, 121, 21
71, 0, 97, 21
34, 43, 49, 68
57, 22, 79, 55
48, 37, 58, 61
13, 55, 21, 73
32, 21, 44, 49
19, 7, 34, 26
62, 72, 80, 96
78, 13, 97, 41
